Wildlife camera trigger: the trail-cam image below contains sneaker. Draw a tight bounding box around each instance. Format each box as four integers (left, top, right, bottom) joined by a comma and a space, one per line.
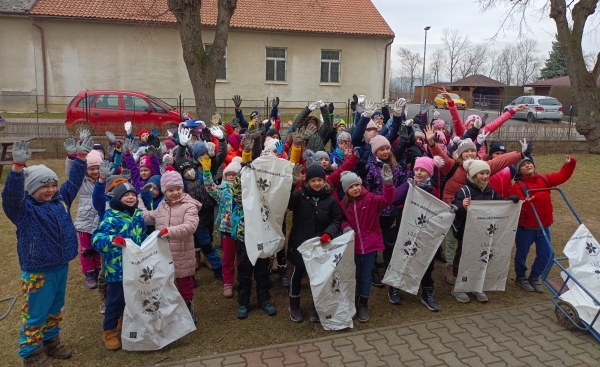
260, 300, 277, 316
515, 277, 534, 292
472, 291, 488, 303
446, 264, 454, 285
43, 337, 72, 359
223, 284, 233, 298
421, 286, 439, 312
371, 268, 384, 288
85, 270, 98, 289
289, 296, 303, 323
451, 289, 471, 303
237, 305, 249, 319
310, 305, 320, 323
100, 298, 106, 314
528, 277, 544, 294
388, 287, 402, 305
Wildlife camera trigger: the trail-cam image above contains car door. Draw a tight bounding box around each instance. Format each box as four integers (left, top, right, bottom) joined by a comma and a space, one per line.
511, 97, 525, 118
123, 94, 153, 126
90, 93, 124, 131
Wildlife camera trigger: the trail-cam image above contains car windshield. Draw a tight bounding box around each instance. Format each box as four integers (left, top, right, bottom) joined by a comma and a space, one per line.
450, 94, 461, 100
147, 95, 175, 110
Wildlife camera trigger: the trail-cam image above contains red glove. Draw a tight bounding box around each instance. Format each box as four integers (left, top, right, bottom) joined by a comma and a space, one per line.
224, 124, 236, 136
320, 233, 331, 244
112, 236, 126, 247
159, 228, 170, 239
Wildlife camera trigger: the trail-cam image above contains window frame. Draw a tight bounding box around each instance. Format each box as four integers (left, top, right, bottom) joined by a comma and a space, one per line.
265, 47, 287, 83
204, 44, 228, 81
320, 50, 341, 84
123, 94, 151, 112
93, 94, 120, 110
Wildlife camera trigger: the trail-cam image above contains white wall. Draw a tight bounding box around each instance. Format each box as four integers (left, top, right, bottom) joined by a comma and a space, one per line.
1, 17, 393, 103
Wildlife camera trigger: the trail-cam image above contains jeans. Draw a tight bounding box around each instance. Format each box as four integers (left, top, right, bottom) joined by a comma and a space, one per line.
445, 230, 457, 264
420, 258, 436, 288
104, 281, 125, 331
514, 226, 552, 279
355, 252, 377, 297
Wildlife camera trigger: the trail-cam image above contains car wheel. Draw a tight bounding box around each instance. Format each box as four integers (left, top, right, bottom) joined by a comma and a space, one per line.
526, 113, 536, 123
72, 122, 94, 136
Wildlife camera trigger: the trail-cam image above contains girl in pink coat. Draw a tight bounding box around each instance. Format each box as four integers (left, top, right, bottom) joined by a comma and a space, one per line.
140, 170, 201, 323
338, 165, 395, 323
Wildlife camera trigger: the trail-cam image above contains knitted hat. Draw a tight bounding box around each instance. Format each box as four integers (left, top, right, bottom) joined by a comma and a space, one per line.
463, 159, 490, 180
176, 156, 194, 174
337, 120, 346, 128
340, 171, 361, 193
366, 120, 377, 130
160, 170, 184, 193
305, 164, 326, 181
489, 141, 507, 156
370, 135, 391, 155
191, 140, 208, 159
164, 137, 176, 150
228, 134, 242, 151
24, 165, 59, 195
266, 129, 280, 138
372, 111, 384, 120
413, 125, 425, 139
514, 157, 535, 181
303, 149, 316, 167
147, 175, 162, 193
223, 156, 242, 176
455, 139, 477, 158
337, 131, 351, 145
86, 150, 103, 168
93, 144, 105, 154
432, 119, 445, 130
250, 110, 259, 119
139, 156, 152, 173
105, 175, 128, 194
263, 138, 279, 153
465, 114, 482, 128
113, 182, 137, 201
138, 129, 150, 139
414, 156, 435, 177
313, 151, 329, 162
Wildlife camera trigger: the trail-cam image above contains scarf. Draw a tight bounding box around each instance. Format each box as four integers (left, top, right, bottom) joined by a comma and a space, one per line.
109, 198, 138, 216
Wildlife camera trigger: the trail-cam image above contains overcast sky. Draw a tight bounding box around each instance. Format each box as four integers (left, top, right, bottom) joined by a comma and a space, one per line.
371, 0, 599, 71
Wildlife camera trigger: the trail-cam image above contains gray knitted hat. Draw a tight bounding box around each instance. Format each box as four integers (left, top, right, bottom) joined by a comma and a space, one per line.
313, 151, 329, 162
340, 171, 361, 193
24, 165, 59, 195
456, 139, 477, 158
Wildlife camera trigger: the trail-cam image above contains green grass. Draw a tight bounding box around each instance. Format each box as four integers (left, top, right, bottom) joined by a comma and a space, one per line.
0, 154, 599, 366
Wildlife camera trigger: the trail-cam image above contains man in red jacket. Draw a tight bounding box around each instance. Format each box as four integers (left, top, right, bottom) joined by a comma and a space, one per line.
511, 155, 577, 293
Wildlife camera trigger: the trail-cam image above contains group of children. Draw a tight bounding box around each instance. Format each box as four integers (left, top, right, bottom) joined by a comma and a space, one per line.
3, 91, 576, 366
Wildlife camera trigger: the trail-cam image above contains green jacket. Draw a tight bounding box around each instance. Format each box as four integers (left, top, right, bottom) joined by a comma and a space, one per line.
291, 105, 332, 152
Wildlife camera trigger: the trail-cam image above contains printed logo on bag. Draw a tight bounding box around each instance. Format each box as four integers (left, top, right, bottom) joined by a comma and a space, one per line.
259, 196, 272, 231
486, 224, 498, 237
585, 242, 599, 256
331, 271, 341, 294
139, 266, 154, 282
415, 213, 427, 228
256, 177, 270, 192
333, 253, 342, 267
142, 295, 161, 314
402, 240, 418, 257
257, 243, 264, 251
479, 249, 494, 265
129, 332, 137, 339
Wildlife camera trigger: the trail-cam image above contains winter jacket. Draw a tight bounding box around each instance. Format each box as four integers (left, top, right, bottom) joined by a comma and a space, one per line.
233, 107, 251, 129
352, 114, 402, 178
290, 105, 332, 152
363, 154, 408, 217
452, 179, 505, 240
140, 194, 201, 278
340, 184, 395, 255
66, 158, 100, 234
449, 100, 516, 138
184, 176, 216, 228
394, 179, 438, 206
511, 158, 576, 228
92, 181, 110, 219
91, 208, 147, 282
2, 158, 86, 271
429, 143, 522, 204
123, 153, 161, 193
287, 186, 343, 250
489, 167, 513, 199
204, 170, 235, 233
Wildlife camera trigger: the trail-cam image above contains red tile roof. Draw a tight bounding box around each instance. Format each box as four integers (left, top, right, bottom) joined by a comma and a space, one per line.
30, 0, 394, 37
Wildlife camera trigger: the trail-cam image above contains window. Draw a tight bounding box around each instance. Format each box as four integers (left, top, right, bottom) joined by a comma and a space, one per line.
204, 44, 227, 80
94, 94, 119, 109
266, 48, 286, 82
123, 95, 150, 111
150, 101, 166, 113
77, 95, 96, 108
539, 98, 560, 106
512, 97, 525, 105
320, 50, 340, 83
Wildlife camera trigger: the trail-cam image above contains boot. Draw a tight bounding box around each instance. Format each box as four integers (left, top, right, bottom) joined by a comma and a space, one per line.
357, 296, 369, 322
237, 305, 249, 319
310, 305, 320, 323
289, 296, 303, 323
85, 269, 98, 289
446, 264, 454, 285
212, 267, 223, 281
102, 329, 121, 351
186, 300, 198, 324
278, 267, 290, 288
23, 347, 54, 367
43, 337, 72, 359
195, 251, 201, 271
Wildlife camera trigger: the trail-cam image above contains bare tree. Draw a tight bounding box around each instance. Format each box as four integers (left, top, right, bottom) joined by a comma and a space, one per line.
397, 47, 423, 97
457, 44, 490, 78
495, 45, 517, 85
441, 28, 472, 82
428, 48, 447, 82
487, 49, 500, 79
515, 38, 542, 85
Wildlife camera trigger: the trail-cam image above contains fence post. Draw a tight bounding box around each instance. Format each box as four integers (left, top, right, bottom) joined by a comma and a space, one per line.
36, 94, 40, 136
347, 98, 350, 128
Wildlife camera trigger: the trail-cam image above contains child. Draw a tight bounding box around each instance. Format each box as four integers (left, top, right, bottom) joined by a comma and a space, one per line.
123, 139, 161, 192
451, 160, 520, 303
92, 182, 147, 350
338, 166, 395, 322
3, 137, 92, 366
140, 171, 201, 322
329, 131, 351, 167
288, 164, 343, 323
69, 149, 103, 289
139, 174, 164, 233
512, 155, 576, 293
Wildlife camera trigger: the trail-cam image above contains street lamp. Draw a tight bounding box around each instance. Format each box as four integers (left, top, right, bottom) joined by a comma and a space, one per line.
421, 26, 431, 105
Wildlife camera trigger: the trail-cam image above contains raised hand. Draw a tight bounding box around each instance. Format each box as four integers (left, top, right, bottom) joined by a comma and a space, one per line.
392, 98, 406, 116
141, 183, 153, 193
276, 140, 285, 155
433, 110, 441, 120
146, 145, 157, 157
303, 125, 318, 139
63, 138, 77, 155
77, 137, 94, 157
404, 118, 414, 127
200, 155, 212, 171
79, 129, 91, 141
106, 131, 116, 143
232, 94, 242, 108
178, 127, 191, 147
13, 140, 32, 165
343, 144, 354, 159
482, 112, 489, 124
477, 131, 489, 145
308, 101, 319, 111
356, 95, 366, 114
318, 100, 326, 107
206, 142, 216, 157
520, 139, 534, 156
107, 145, 115, 158
151, 127, 159, 137
122, 139, 134, 155
241, 134, 254, 152
211, 115, 220, 126
514, 104, 528, 112
328, 102, 334, 114
100, 160, 113, 180
436, 85, 453, 101
124, 121, 132, 135
272, 97, 280, 108
381, 164, 393, 184
362, 99, 375, 117
121, 169, 131, 180
424, 126, 436, 146
292, 128, 305, 146
162, 153, 174, 166
209, 126, 223, 140
292, 163, 304, 184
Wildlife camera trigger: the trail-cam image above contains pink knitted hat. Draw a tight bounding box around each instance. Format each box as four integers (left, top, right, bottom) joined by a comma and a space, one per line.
414, 156, 435, 177
432, 119, 445, 130
160, 170, 183, 193
370, 135, 391, 155
139, 156, 152, 171
465, 114, 482, 128
366, 120, 377, 130
86, 150, 103, 168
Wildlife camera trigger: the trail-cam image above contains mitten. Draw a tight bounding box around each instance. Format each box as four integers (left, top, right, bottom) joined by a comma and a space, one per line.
320, 233, 331, 244
200, 155, 212, 171
159, 228, 170, 239
112, 236, 126, 247
141, 183, 153, 193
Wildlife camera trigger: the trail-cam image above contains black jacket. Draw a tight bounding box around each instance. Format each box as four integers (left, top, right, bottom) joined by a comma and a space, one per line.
452, 179, 504, 240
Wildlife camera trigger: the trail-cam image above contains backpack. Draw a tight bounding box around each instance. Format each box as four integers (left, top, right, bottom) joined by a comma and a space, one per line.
432, 163, 460, 199
515, 174, 551, 197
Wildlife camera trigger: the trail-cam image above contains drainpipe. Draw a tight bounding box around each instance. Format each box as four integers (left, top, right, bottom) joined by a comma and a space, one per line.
382, 38, 394, 100
32, 21, 48, 113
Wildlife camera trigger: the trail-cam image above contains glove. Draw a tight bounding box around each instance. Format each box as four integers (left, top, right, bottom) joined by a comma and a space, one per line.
520, 138, 533, 156
206, 142, 216, 157
291, 129, 305, 146
146, 145, 157, 157
241, 134, 254, 152
308, 101, 319, 111
477, 132, 489, 145
211, 115, 220, 126
272, 96, 280, 108
356, 95, 366, 113
231, 117, 240, 128
79, 129, 91, 141
162, 154, 174, 166
328, 102, 334, 114
112, 236, 126, 247
391, 98, 406, 116
124, 121, 132, 135
381, 164, 393, 185
509, 195, 520, 203
147, 134, 160, 149
247, 122, 261, 139
362, 99, 375, 117
121, 169, 131, 180
473, 116, 483, 129
232, 94, 242, 108
353, 94, 358, 105
482, 112, 489, 124
12, 140, 32, 165
343, 227, 352, 233
276, 140, 285, 155
404, 119, 414, 127
160, 142, 168, 154
198, 120, 207, 129
350, 101, 356, 112
318, 100, 325, 107
76, 137, 94, 157
106, 131, 116, 143
178, 127, 191, 147
63, 138, 77, 156
141, 183, 154, 193
209, 126, 223, 140
167, 129, 174, 137
320, 233, 331, 244
107, 145, 115, 159
122, 139, 134, 155
151, 127, 159, 137
302, 125, 318, 139
99, 160, 113, 180
158, 228, 170, 239
433, 110, 441, 120
199, 155, 211, 171
224, 121, 236, 136
292, 163, 304, 184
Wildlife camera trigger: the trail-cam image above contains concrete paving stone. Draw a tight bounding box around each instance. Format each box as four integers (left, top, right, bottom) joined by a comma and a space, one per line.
279, 346, 306, 365
348, 335, 376, 352
491, 351, 527, 367
403, 361, 425, 367
474, 335, 506, 353
344, 362, 366, 367
445, 341, 476, 359
466, 314, 495, 329
470, 345, 502, 365
429, 326, 454, 343
527, 334, 559, 352
285, 363, 307, 367
331, 337, 353, 347
502, 330, 537, 347
184, 362, 201, 367
358, 350, 387, 367
514, 314, 544, 329
202, 358, 226, 367
297, 343, 319, 353
529, 326, 565, 341
488, 318, 518, 334
379, 354, 403, 366
519, 356, 548, 367
532, 304, 552, 312
334, 345, 364, 364
378, 329, 405, 346
242, 351, 266, 366
572, 352, 600, 366
413, 349, 445, 366
512, 320, 542, 337
369, 338, 397, 357
574, 341, 600, 359
365, 332, 385, 342
486, 362, 508, 367
314, 340, 341, 359
435, 352, 465, 367
462, 356, 487, 367
521, 306, 547, 320
554, 330, 593, 347
535, 314, 567, 332
454, 317, 476, 326
548, 349, 585, 366
478, 326, 513, 343
400, 334, 428, 351
506, 308, 526, 317
222, 355, 247, 365
465, 324, 489, 339
498, 341, 533, 358
544, 361, 567, 367
263, 357, 285, 367
438, 319, 467, 334
424, 321, 444, 330
407, 324, 437, 340
391, 344, 421, 362
321, 355, 344, 367
556, 340, 588, 357
298, 351, 327, 367
261, 349, 284, 359
419, 337, 452, 356
450, 332, 483, 348
223, 363, 246, 367
496, 310, 523, 325
523, 345, 556, 362
395, 326, 417, 337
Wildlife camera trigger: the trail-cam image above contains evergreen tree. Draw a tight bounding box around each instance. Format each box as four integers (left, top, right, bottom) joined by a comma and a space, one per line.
539, 39, 568, 80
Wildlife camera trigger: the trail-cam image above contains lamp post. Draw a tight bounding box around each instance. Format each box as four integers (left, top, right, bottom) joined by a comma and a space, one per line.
421, 26, 431, 105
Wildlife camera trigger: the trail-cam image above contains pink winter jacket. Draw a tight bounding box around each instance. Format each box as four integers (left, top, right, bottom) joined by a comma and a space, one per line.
140, 194, 201, 278
448, 100, 516, 137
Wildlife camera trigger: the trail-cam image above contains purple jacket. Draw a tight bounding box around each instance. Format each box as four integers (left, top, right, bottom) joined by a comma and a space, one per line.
363, 154, 408, 217
123, 153, 161, 193
340, 185, 395, 255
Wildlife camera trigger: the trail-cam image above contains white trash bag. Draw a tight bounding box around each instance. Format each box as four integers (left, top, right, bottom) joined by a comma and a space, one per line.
122, 231, 196, 351
455, 200, 521, 293
241, 155, 294, 265
298, 231, 356, 331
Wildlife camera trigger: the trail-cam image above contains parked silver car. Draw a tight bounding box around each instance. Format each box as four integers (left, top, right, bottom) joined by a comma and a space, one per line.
504, 96, 564, 123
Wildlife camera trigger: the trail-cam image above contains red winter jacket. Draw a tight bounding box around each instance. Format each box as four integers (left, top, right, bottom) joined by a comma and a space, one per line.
489, 167, 512, 198
511, 158, 577, 228
449, 100, 516, 137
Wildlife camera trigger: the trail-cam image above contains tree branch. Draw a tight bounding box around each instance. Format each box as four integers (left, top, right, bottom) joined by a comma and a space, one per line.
593, 51, 600, 78
571, 0, 600, 41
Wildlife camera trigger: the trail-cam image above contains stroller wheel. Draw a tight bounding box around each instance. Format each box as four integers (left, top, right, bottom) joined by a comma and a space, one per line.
555, 301, 581, 331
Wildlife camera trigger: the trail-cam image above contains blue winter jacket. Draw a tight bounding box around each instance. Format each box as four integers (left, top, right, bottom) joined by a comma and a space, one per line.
2, 158, 86, 271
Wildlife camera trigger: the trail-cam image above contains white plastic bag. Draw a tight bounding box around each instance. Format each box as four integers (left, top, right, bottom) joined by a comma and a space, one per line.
121, 231, 196, 351
298, 231, 356, 331
382, 183, 455, 294
454, 200, 521, 293
241, 155, 294, 265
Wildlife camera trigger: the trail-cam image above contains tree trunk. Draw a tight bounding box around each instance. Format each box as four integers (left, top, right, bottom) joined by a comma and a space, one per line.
550, 0, 600, 153
168, 0, 237, 126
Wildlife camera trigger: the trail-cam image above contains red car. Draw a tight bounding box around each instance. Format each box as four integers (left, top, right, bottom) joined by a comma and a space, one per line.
65, 90, 191, 134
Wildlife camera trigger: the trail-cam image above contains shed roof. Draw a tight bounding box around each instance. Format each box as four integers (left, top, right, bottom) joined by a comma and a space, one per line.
449, 74, 506, 87
524, 75, 600, 87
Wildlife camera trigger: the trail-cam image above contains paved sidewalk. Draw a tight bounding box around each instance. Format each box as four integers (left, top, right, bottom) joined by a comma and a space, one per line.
157, 303, 600, 367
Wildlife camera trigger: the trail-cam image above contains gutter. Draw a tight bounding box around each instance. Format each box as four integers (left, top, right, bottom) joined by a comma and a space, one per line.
382, 38, 394, 99
31, 18, 48, 112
